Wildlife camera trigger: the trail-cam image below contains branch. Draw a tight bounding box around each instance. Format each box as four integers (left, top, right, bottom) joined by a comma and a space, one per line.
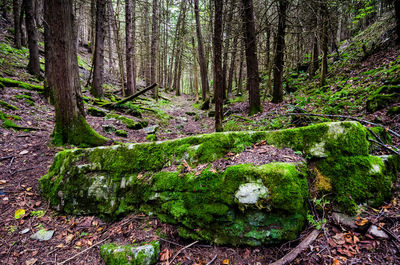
168, 241, 198, 265
57, 238, 108, 265
104, 83, 158, 108
269, 229, 320, 265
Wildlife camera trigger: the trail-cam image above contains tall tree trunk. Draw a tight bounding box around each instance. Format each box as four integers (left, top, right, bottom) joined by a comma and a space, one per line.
131, 0, 136, 93
23, 0, 40, 77
43, 0, 53, 102
272, 0, 287, 104
150, 0, 159, 97
45, 0, 108, 146
214, 0, 223, 132
393, 0, 400, 44
320, 1, 328, 87
13, 0, 21, 49
1, 0, 8, 20
91, 0, 106, 98
125, 0, 134, 95
194, 0, 209, 102
143, 2, 151, 84
241, 0, 261, 114
222, 0, 235, 99
309, 35, 318, 78
237, 43, 244, 95
192, 36, 199, 102
227, 34, 238, 99
19, 0, 25, 46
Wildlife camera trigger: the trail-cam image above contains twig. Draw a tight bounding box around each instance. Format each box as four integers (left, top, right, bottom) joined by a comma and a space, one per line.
159, 238, 183, 247
367, 138, 400, 157
269, 229, 320, 265
10, 166, 43, 176
8, 156, 14, 171
206, 254, 218, 265
0, 156, 13, 162
57, 238, 108, 265
286, 113, 400, 139
168, 241, 198, 265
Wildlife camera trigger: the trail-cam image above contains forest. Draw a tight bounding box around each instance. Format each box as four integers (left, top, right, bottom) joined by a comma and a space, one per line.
0, 0, 400, 264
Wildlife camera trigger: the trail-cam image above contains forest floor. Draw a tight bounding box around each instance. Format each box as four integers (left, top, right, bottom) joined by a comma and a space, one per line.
1, 16, 400, 265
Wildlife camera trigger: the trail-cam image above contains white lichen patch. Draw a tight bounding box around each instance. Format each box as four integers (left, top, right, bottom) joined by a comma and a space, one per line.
369, 163, 382, 174
327, 122, 345, 139
129, 245, 155, 264
309, 142, 327, 157
88, 176, 109, 200
120, 177, 127, 189
235, 183, 269, 204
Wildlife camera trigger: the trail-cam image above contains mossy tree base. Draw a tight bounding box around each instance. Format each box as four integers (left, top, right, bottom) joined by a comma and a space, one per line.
39, 122, 399, 245
52, 116, 109, 147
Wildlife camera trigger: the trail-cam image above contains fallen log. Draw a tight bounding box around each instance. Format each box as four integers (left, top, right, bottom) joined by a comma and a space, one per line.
103, 83, 158, 108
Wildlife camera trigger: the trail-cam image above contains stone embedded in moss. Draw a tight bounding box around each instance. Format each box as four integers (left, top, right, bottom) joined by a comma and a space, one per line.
314, 155, 398, 214
88, 106, 107, 117
100, 241, 160, 265
106, 113, 148, 130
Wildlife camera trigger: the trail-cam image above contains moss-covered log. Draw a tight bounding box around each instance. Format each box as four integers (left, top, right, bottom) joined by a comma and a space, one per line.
0, 77, 44, 92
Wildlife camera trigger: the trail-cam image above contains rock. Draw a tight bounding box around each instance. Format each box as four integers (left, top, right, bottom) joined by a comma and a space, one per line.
143, 125, 159, 134
106, 114, 148, 130
102, 124, 116, 133
30, 229, 54, 241
39, 121, 398, 245
367, 225, 389, 239
331, 212, 357, 229
115, 130, 128, 137
100, 241, 160, 265
20, 228, 30, 234
88, 107, 107, 117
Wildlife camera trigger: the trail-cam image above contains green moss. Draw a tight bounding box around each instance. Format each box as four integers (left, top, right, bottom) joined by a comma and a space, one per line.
0, 100, 19, 110
52, 116, 109, 147
146, 134, 157, 141
387, 106, 400, 116
0, 77, 44, 92
100, 241, 160, 265
106, 113, 148, 130
315, 156, 396, 214
366, 93, 400, 113
115, 130, 128, 137
88, 106, 107, 117
0, 111, 22, 129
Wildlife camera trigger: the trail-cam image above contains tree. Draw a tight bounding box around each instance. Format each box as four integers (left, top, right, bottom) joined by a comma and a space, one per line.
214, 0, 223, 132
194, 0, 209, 102
150, 0, 159, 97
272, 0, 288, 103
44, 0, 108, 146
13, 0, 21, 49
24, 0, 40, 77
393, 0, 400, 44
241, 0, 261, 115
92, 0, 106, 98
319, 0, 328, 86
125, 0, 135, 95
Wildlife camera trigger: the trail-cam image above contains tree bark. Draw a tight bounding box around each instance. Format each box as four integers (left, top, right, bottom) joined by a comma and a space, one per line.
241, 0, 261, 114
272, 0, 287, 104
125, 0, 134, 95
150, 0, 159, 98
227, 34, 238, 99
309, 35, 318, 78
214, 0, 224, 132
23, 0, 40, 77
91, 0, 106, 98
222, 0, 236, 99
320, 1, 328, 87
394, 0, 400, 44
194, 0, 209, 102
13, 0, 21, 49
45, 0, 108, 146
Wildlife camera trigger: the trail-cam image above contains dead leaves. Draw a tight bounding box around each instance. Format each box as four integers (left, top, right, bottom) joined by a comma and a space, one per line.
329, 232, 361, 258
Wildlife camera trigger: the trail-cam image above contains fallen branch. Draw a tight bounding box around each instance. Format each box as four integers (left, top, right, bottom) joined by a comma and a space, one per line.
367, 138, 400, 157
0, 156, 13, 162
232, 114, 256, 123
168, 241, 198, 265
286, 113, 400, 139
104, 83, 158, 107
57, 238, 108, 265
269, 229, 320, 265
206, 254, 218, 265
10, 166, 43, 176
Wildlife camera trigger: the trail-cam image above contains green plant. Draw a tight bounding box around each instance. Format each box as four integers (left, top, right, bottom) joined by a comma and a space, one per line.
307, 197, 329, 230
30, 210, 46, 218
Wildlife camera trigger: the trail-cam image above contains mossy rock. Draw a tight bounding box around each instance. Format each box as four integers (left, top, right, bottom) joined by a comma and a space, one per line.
0, 77, 43, 92
313, 155, 399, 214
366, 93, 400, 113
0, 111, 21, 129
106, 114, 148, 130
39, 122, 380, 245
115, 130, 128, 137
387, 106, 400, 116
100, 241, 160, 265
88, 106, 107, 117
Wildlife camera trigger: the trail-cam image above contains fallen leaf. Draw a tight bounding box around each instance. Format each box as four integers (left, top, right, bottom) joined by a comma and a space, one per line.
332, 258, 340, 265
26, 187, 32, 191
19, 150, 29, 155
25, 258, 37, 265
223, 259, 230, 265
160, 248, 170, 261
65, 234, 74, 243
56, 243, 64, 248
35, 201, 41, 206
355, 217, 369, 227
75, 241, 82, 247
332, 233, 346, 245
0, 180, 7, 185
15, 209, 26, 219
